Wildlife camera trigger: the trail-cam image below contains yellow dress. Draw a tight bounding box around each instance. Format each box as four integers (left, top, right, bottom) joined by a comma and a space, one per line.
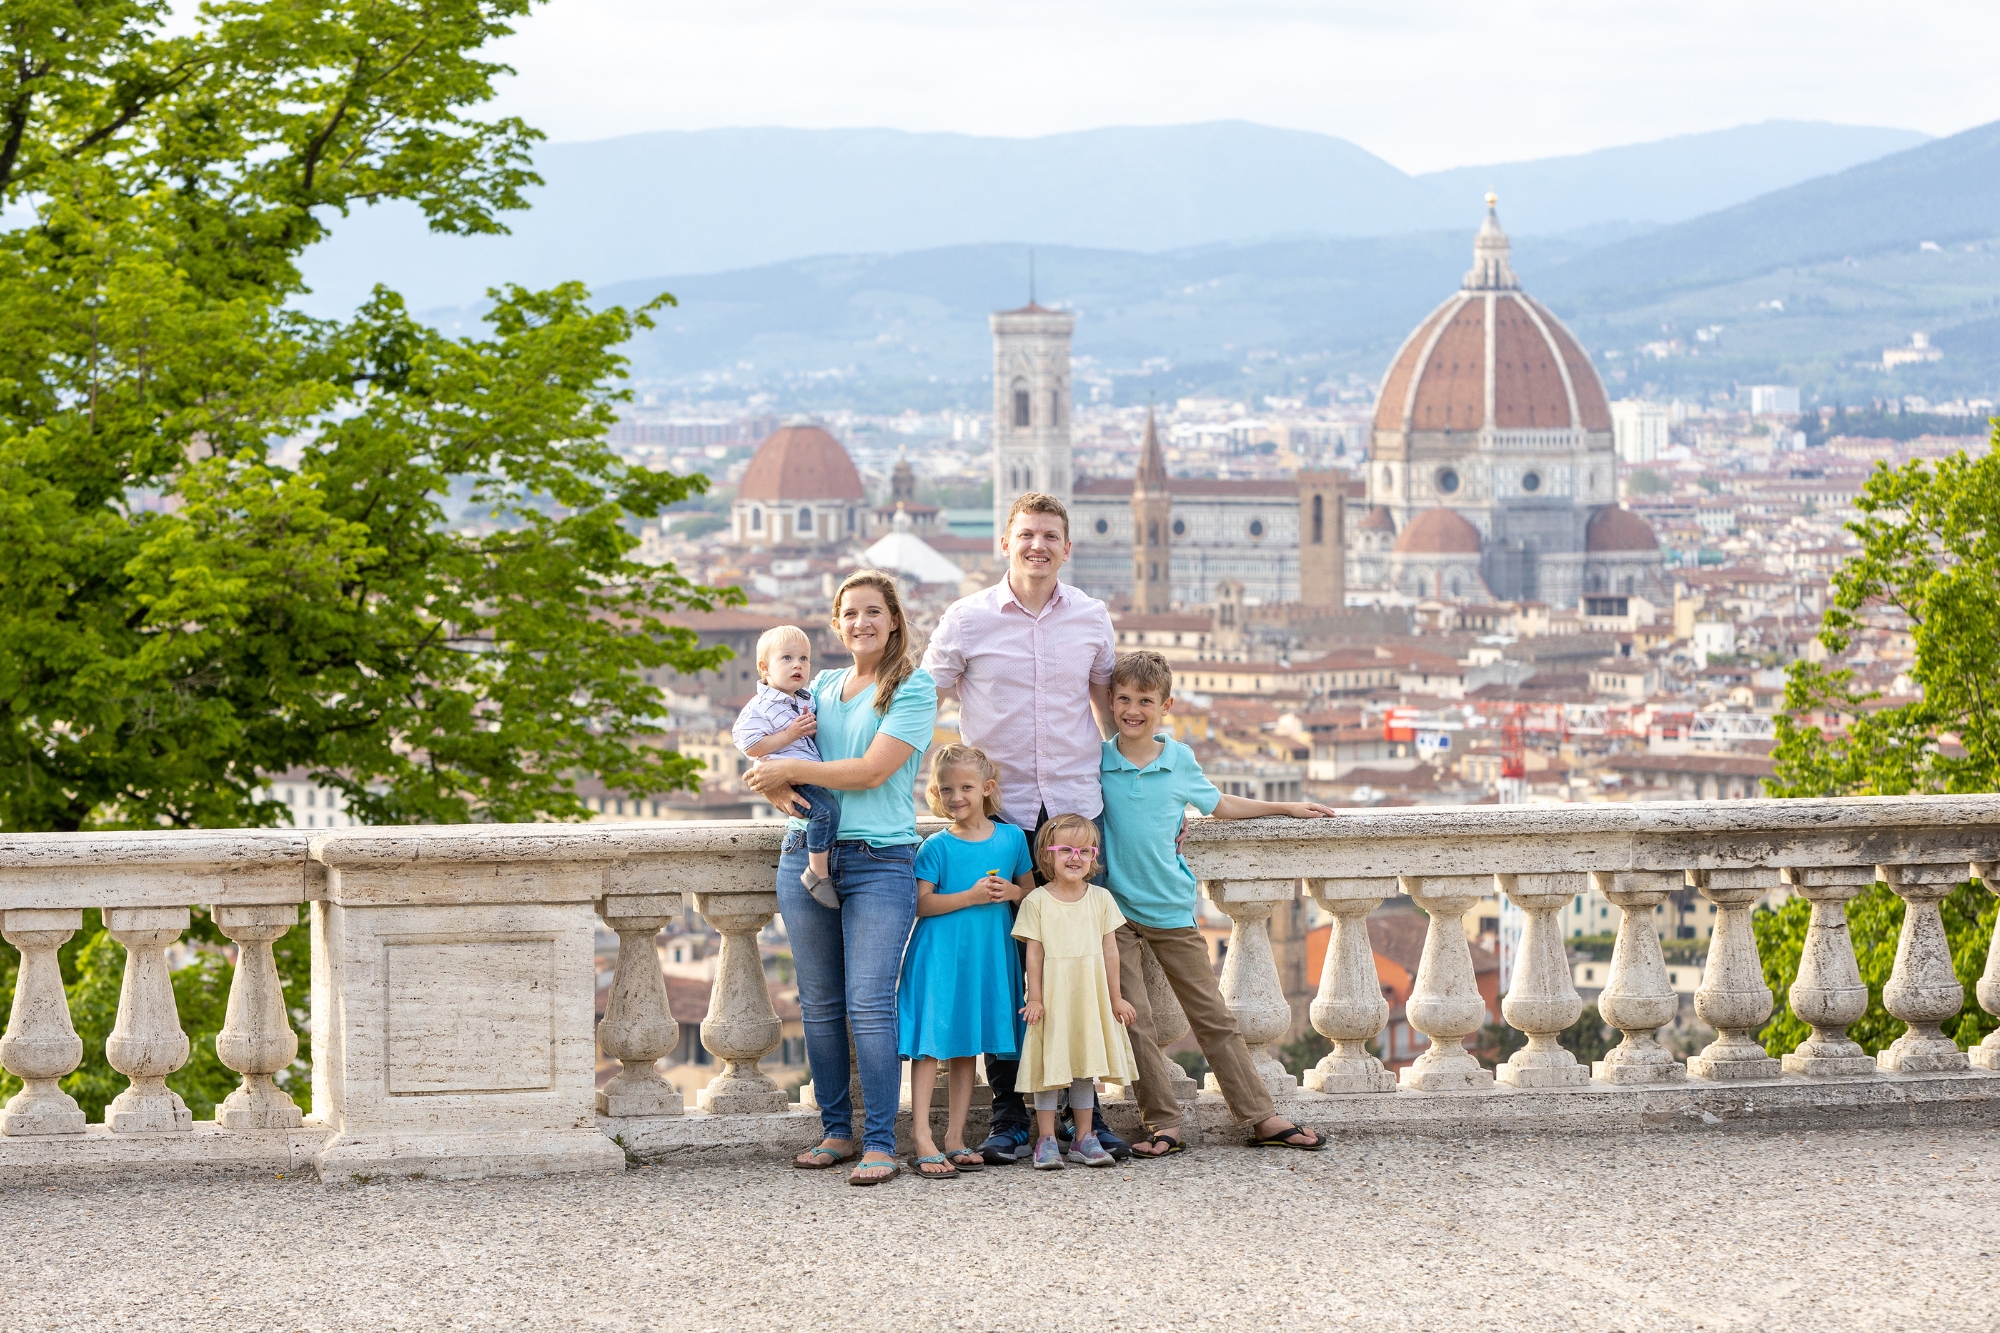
1012, 884, 1138, 1090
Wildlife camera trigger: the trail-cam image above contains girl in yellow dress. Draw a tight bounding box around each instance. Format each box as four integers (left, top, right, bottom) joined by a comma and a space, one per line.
1013, 814, 1138, 1170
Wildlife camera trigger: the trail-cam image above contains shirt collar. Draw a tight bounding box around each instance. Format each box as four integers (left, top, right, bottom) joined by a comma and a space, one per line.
1102, 734, 1175, 773
996, 573, 1068, 614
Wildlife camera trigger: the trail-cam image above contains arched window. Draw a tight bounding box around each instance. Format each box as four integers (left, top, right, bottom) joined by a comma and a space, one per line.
1416, 576, 1428, 597
1149, 563, 1159, 580
1023, 467, 1033, 491
1311, 493, 1324, 544
1013, 379, 1031, 427
751, 507, 763, 531
798, 507, 813, 533
1050, 389, 1061, 426
1147, 521, 1158, 546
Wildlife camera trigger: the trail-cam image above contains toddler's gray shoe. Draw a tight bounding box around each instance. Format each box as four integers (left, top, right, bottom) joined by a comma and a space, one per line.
1031, 1135, 1065, 1170
801, 868, 839, 910
1067, 1132, 1114, 1167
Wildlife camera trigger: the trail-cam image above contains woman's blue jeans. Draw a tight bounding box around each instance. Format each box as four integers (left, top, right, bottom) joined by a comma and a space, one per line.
777, 830, 917, 1157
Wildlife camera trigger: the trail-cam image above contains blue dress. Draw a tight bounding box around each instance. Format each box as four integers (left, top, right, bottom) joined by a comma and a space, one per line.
897, 823, 1035, 1061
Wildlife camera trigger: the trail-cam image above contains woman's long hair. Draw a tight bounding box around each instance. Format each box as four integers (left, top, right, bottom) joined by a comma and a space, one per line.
832, 569, 915, 715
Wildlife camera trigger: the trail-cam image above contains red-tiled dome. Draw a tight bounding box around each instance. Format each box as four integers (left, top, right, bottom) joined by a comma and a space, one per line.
1393, 506, 1482, 555
1358, 506, 1397, 533
1585, 505, 1661, 553
737, 425, 865, 502
1373, 204, 1612, 437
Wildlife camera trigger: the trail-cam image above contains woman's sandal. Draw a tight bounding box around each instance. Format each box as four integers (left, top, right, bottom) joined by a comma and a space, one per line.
912, 1153, 960, 1180
793, 1144, 858, 1170
1249, 1122, 1325, 1151
1131, 1132, 1185, 1159
945, 1148, 985, 1172
848, 1157, 901, 1186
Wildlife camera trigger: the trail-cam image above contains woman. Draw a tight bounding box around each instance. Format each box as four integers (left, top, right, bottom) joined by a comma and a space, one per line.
744, 570, 938, 1186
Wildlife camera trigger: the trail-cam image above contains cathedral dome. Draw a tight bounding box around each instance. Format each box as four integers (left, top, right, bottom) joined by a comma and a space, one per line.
1393, 506, 1482, 555
1358, 506, 1397, 533
1585, 505, 1661, 553
737, 423, 865, 502
1373, 199, 1613, 438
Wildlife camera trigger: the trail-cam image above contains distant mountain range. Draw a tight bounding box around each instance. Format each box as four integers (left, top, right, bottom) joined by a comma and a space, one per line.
298, 119, 1928, 316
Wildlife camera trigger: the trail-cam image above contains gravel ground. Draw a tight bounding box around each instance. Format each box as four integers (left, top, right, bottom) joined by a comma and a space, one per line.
4, 1125, 1994, 1332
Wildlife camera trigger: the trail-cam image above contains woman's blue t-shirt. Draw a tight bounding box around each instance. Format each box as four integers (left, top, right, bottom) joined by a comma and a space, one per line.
785, 666, 937, 847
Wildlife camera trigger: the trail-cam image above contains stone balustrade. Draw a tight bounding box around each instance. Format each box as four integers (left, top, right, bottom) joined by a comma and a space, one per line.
0, 796, 1996, 1183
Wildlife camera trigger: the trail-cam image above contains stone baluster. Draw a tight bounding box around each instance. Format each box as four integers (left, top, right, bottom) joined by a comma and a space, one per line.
1302, 878, 1397, 1094
212, 905, 305, 1129
689, 892, 787, 1113
1776, 868, 1877, 1077
1590, 871, 1685, 1084
1685, 870, 1782, 1081
103, 907, 194, 1132
1200, 879, 1299, 1099
0, 909, 87, 1135
595, 894, 684, 1118
1396, 875, 1495, 1091
1106, 938, 1200, 1107
1875, 864, 1969, 1073
1972, 862, 2000, 1073
1495, 873, 1591, 1088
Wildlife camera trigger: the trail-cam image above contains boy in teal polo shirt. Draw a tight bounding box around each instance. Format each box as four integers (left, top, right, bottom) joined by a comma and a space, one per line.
1100, 650, 1337, 1157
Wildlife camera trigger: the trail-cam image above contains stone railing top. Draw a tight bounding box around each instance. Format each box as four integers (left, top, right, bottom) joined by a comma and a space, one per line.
1179, 794, 2000, 882
2, 795, 1993, 912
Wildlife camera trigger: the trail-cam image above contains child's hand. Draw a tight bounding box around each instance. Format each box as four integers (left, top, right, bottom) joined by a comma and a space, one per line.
1020, 1000, 1043, 1025
1112, 998, 1137, 1026
786, 714, 818, 741
976, 874, 1007, 901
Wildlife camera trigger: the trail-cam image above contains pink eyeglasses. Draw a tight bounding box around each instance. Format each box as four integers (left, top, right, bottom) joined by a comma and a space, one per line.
1045, 845, 1098, 860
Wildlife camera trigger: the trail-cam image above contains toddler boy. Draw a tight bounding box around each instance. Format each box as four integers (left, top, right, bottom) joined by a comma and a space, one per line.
1098, 650, 1333, 1155
732, 626, 841, 909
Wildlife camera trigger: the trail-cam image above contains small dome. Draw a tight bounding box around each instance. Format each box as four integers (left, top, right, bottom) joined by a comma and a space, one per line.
1358, 506, 1397, 533
1394, 507, 1482, 555
1585, 506, 1660, 553
737, 424, 866, 502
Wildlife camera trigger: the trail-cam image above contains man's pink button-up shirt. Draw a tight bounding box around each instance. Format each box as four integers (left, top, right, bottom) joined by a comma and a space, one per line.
921, 576, 1116, 826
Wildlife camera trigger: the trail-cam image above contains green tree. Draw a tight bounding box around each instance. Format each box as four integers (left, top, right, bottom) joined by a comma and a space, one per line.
1762, 428, 2000, 1057
0, 1, 737, 1116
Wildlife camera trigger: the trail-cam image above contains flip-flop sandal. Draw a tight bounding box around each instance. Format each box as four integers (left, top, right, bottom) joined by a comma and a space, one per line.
912, 1153, 960, 1180
848, 1158, 901, 1186
1249, 1123, 1325, 1151
1132, 1133, 1185, 1159
793, 1145, 858, 1170
945, 1149, 986, 1172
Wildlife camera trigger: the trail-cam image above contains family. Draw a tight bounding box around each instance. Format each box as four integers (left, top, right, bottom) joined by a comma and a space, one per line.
738, 492, 1335, 1185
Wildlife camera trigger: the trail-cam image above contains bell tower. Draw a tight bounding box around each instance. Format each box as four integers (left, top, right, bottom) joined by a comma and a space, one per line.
1131, 408, 1173, 614
1297, 470, 1346, 607
990, 299, 1076, 542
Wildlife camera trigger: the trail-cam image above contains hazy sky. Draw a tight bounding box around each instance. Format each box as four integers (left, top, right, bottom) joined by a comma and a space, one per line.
482, 1, 2000, 171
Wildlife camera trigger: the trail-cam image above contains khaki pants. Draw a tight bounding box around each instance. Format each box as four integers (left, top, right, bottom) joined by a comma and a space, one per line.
1116, 920, 1274, 1132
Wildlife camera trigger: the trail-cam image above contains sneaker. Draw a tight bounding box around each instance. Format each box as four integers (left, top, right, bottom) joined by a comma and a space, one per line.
1067, 1132, 1114, 1167
1089, 1114, 1132, 1162
1031, 1135, 1065, 1170
800, 868, 839, 911
1055, 1108, 1075, 1144
977, 1124, 1032, 1165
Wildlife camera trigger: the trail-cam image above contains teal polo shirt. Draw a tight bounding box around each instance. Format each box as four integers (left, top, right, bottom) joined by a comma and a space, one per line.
1098, 735, 1222, 930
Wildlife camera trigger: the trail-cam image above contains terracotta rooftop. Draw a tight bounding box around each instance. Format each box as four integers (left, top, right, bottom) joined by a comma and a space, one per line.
736, 425, 865, 503
1393, 507, 1482, 556
1585, 506, 1662, 553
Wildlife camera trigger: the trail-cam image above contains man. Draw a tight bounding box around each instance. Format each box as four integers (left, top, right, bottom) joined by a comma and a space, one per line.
922, 491, 1126, 1162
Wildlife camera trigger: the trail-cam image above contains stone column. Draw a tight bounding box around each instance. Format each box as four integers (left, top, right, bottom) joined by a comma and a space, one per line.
1685, 870, 1782, 1081
1875, 864, 1969, 1073
1972, 862, 2000, 1073
212, 905, 304, 1129
689, 892, 787, 1114
1495, 872, 1590, 1088
1397, 875, 1495, 1091
1302, 878, 1397, 1094
0, 908, 86, 1135
1590, 871, 1685, 1084
1776, 868, 1877, 1077
1106, 938, 1199, 1107
1200, 879, 1299, 1100
103, 906, 194, 1133
595, 894, 684, 1118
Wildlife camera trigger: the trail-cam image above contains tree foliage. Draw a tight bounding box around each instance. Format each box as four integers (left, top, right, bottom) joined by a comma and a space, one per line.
0, 2, 738, 1117
1772, 430, 2000, 797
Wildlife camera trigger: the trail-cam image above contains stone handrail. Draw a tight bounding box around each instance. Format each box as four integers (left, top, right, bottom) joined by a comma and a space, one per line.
0, 795, 1994, 1182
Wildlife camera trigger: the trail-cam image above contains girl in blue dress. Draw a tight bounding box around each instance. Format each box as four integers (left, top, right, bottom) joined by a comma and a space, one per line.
898, 744, 1036, 1179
